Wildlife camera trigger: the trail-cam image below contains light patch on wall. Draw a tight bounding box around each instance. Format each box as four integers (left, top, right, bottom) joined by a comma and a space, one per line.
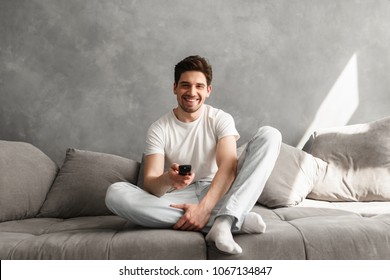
297, 53, 359, 149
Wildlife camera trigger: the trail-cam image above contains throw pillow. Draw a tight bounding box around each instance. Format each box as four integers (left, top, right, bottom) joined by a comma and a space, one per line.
0, 141, 58, 222
306, 116, 390, 201
257, 143, 327, 208
38, 148, 140, 218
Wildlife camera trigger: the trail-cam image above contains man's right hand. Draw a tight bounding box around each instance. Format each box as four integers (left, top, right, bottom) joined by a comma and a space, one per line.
168, 163, 195, 190
143, 154, 195, 197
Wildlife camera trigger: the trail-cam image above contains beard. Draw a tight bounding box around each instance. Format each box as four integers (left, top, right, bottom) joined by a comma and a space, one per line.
179, 103, 202, 113
178, 95, 203, 114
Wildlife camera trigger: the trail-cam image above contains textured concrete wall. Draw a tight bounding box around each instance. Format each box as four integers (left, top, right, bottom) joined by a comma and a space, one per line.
1, 0, 390, 165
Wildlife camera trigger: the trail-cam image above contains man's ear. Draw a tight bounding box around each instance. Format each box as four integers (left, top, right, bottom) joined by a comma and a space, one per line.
206, 84, 212, 97
173, 83, 177, 95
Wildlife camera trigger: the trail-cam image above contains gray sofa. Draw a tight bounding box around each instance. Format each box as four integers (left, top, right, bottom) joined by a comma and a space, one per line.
1, 117, 390, 260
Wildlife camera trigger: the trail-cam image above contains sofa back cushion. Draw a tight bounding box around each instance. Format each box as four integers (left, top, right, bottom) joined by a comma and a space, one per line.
237, 142, 327, 208
0, 141, 58, 222
258, 143, 327, 207
38, 148, 140, 218
306, 116, 390, 201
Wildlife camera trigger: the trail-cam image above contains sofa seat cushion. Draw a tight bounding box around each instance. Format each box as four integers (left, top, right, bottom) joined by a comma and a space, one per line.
208, 206, 307, 260
209, 205, 390, 260
107, 228, 206, 260
298, 199, 390, 217
0, 216, 206, 260
290, 214, 390, 259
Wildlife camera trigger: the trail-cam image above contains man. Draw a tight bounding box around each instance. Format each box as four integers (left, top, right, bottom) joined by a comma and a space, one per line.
105, 55, 281, 254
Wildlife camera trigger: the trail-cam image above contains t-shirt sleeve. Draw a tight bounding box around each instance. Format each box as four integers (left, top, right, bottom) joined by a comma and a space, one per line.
144, 122, 165, 156
216, 111, 240, 141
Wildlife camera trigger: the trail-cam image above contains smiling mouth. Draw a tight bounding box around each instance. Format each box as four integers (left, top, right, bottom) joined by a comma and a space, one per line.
183, 96, 199, 103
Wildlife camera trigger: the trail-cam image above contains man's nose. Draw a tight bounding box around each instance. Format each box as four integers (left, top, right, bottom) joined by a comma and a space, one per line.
189, 86, 197, 95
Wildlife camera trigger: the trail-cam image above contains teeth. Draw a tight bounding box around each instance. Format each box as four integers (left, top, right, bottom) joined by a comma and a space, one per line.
184, 97, 198, 101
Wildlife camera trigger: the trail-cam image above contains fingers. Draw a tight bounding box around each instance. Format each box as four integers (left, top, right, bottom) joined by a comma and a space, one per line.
170, 204, 187, 230
170, 163, 180, 172
173, 216, 187, 230
171, 204, 201, 231
173, 217, 199, 231
170, 173, 195, 190
173, 212, 189, 230
170, 204, 186, 210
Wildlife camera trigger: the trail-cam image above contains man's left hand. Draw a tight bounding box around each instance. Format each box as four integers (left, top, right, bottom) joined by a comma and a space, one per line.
170, 203, 211, 231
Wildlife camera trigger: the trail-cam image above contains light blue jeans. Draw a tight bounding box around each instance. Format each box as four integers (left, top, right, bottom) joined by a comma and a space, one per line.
105, 126, 281, 233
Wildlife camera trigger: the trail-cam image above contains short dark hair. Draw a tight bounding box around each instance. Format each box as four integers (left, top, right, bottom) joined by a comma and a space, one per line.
174, 55, 213, 86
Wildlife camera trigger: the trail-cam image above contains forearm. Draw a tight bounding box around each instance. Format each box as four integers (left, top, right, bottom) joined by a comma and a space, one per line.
199, 160, 237, 213
143, 172, 173, 197
143, 154, 173, 197
199, 135, 238, 214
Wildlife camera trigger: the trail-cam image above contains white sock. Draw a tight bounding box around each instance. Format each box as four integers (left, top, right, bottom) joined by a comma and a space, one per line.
240, 212, 267, 234
205, 215, 242, 254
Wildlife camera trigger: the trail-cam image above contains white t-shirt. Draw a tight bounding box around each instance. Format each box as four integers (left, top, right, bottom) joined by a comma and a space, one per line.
145, 104, 240, 182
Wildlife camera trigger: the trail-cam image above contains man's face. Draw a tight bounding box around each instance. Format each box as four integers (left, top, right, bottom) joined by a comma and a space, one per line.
173, 71, 212, 114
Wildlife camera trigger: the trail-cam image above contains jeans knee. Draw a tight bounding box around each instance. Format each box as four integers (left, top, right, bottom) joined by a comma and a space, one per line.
254, 126, 282, 146
105, 182, 123, 208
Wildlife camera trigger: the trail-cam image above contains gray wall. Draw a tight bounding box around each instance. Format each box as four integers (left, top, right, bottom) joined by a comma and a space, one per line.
1, 0, 390, 165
